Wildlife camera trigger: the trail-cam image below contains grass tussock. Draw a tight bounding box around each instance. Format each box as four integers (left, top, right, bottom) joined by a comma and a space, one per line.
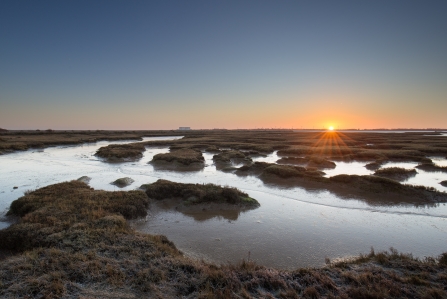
262, 164, 325, 179
152, 148, 205, 166
0, 182, 446, 298
95, 143, 146, 162
373, 167, 418, 181
417, 162, 447, 173
277, 156, 336, 169
142, 179, 259, 206
213, 150, 252, 164
111, 177, 135, 188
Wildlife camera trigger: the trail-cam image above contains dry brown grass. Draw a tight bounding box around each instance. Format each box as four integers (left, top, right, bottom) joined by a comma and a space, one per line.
0, 182, 446, 298
151, 148, 205, 171
142, 179, 259, 207
0, 130, 184, 155
95, 143, 147, 162
373, 167, 418, 181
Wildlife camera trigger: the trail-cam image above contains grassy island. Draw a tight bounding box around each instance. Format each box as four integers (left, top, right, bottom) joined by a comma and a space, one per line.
277, 156, 336, 169
151, 148, 205, 170
96, 143, 146, 162
373, 167, 418, 181
142, 179, 259, 207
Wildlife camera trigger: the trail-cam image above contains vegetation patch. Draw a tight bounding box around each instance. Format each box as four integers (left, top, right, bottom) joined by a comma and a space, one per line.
95, 143, 146, 162
440, 180, 447, 187
374, 167, 418, 181
262, 164, 325, 179
151, 148, 205, 170
277, 156, 336, 169
76, 176, 91, 184
142, 179, 259, 207
213, 150, 252, 170
417, 162, 447, 173
111, 177, 135, 188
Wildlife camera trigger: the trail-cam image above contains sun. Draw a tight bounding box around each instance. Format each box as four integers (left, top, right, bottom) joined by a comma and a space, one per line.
328, 126, 334, 131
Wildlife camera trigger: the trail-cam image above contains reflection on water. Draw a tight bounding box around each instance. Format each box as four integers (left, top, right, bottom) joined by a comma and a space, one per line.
1, 138, 447, 269
133, 190, 447, 269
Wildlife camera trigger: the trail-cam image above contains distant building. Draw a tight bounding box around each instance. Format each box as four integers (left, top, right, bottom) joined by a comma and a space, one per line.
178, 127, 191, 130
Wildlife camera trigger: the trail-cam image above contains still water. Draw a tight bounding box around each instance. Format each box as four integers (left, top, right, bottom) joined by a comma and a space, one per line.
1, 138, 446, 269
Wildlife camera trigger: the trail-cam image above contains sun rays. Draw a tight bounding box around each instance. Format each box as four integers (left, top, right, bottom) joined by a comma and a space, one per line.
310, 131, 355, 158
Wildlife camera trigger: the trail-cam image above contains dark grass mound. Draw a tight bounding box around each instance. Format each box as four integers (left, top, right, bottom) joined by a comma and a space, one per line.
0, 182, 446, 298
204, 145, 221, 153
327, 175, 447, 203
95, 143, 146, 162
152, 148, 205, 166
236, 162, 447, 204
76, 176, 91, 184
262, 164, 325, 179
111, 177, 135, 188
417, 162, 447, 173
142, 179, 259, 206
440, 180, 447, 187
213, 150, 251, 164
2, 181, 150, 252
365, 160, 383, 170
277, 156, 336, 169
374, 167, 418, 181
213, 150, 252, 171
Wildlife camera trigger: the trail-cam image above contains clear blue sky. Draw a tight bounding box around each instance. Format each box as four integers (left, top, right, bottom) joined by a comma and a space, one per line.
1, 0, 446, 129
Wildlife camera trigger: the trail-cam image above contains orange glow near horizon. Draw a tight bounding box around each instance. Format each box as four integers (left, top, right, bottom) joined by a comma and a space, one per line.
328, 126, 334, 131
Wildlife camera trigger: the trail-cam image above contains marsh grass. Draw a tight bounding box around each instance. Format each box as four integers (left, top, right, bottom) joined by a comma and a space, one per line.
142, 179, 259, 207
0, 181, 446, 298
417, 162, 447, 173
152, 148, 205, 166
95, 143, 147, 162
277, 156, 336, 169
212, 150, 251, 164
111, 177, 135, 188
374, 167, 418, 181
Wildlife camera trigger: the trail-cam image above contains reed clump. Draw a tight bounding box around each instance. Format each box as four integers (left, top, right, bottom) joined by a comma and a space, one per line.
374, 167, 418, 181
142, 179, 259, 206
417, 162, 447, 173
95, 143, 146, 162
212, 150, 251, 164
111, 177, 135, 188
277, 156, 336, 169
152, 148, 205, 166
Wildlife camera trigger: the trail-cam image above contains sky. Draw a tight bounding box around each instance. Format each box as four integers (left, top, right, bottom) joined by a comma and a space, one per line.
1, 0, 446, 130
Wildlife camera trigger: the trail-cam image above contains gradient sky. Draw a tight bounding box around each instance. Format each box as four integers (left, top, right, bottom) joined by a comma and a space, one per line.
1, 1, 446, 130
